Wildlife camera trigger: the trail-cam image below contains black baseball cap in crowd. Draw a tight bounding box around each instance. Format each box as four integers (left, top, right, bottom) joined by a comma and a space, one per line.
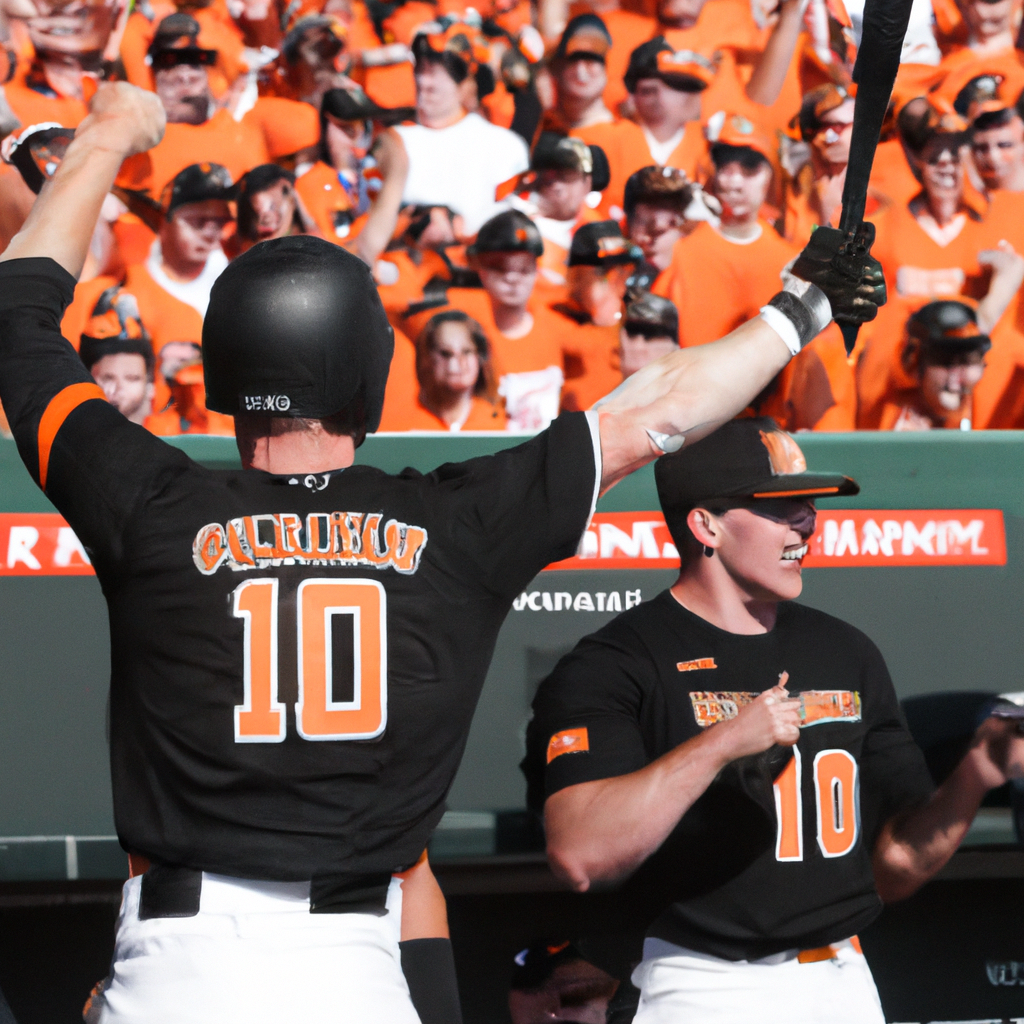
553, 14, 612, 63
510, 942, 585, 991
568, 220, 643, 267
467, 209, 544, 258
655, 417, 859, 510
531, 132, 611, 192
321, 85, 414, 126
623, 37, 715, 93
160, 162, 235, 215
148, 12, 217, 69
907, 300, 991, 357
624, 293, 678, 343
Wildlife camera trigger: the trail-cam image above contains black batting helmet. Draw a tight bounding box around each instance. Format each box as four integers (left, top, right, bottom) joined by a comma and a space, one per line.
202, 236, 394, 431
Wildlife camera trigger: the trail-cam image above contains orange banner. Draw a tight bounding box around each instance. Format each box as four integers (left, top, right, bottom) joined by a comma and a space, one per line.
548, 510, 1006, 570
0, 514, 93, 575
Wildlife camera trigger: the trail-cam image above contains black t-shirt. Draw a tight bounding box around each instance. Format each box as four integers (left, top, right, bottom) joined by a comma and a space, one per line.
0, 258, 599, 886
525, 590, 935, 961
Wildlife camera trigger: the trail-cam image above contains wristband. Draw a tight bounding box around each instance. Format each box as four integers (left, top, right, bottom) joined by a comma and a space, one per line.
760, 280, 832, 355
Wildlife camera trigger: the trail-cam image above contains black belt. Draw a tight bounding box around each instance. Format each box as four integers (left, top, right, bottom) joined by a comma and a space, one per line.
139, 864, 393, 920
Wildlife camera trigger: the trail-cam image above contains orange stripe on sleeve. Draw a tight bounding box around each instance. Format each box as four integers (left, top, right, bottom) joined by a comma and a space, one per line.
37, 382, 106, 490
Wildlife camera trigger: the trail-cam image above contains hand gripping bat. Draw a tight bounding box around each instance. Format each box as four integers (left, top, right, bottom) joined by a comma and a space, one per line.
835, 0, 916, 354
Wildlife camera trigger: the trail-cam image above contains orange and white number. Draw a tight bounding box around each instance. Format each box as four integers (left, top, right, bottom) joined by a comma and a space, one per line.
296, 579, 387, 741
773, 748, 859, 861
230, 577, 387, 743
232, 579, 285, 743
813, 749, 858, 858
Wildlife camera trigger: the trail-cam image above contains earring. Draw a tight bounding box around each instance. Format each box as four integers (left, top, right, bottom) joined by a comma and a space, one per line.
703, 545, 714, 558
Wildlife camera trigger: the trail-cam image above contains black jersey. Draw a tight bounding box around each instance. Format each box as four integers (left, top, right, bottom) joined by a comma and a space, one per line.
525, 590, 935, 962
0, 258, 599, 886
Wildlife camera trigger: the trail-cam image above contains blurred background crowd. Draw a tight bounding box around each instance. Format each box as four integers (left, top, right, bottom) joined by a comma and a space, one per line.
1, 0, 1024, 436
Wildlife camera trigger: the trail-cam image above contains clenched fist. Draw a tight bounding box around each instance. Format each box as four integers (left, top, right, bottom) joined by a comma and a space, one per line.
78, 82, 166, 158
788, 222, 886, 330
720, 673, 801, 760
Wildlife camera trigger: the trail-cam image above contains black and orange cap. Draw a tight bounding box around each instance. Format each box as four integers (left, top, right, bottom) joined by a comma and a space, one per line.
654, 417, 858, 509
907, 300, 991, 354
160, 162, 235, 214
568, 220, 642, 267
553, 14, 611, 63
467, 209, 544, 258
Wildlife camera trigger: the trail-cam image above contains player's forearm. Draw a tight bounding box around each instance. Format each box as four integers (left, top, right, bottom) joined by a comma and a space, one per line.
352, 175, 405, 267
544, 727, 736, 891
872, 750, 990, 902
596, 317, 794, 490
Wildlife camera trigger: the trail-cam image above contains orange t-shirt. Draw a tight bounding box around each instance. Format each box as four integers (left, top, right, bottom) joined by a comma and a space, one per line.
932, 46, 1024, 106
296, 161, 362, 243
653, 220, 797, 348
119, 108, 270, 198
570, 118, 655, 218
376, 248, 454, 328
752, 323, 855, 431
378, 394, 507, 431
546, 301, 621, 411
3, 69, 87, 129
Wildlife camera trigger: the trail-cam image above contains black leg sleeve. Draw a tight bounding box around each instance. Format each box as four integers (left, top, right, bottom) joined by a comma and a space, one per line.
400, 937, 463, 1024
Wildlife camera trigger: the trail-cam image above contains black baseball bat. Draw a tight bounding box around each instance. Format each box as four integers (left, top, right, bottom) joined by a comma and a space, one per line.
837, 0, 915, 354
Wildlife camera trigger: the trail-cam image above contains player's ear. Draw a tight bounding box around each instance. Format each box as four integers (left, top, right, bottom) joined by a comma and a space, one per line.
901, 337, 921, 376
686, 506, 719, 552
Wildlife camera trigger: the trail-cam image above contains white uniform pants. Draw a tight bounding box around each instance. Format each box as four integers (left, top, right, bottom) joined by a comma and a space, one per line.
89, 872, 422, 1024
631, 937, 886, 1024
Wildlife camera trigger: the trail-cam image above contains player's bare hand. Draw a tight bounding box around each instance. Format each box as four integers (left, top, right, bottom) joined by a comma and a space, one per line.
963, 714, 1024, 790
78, 83, 166, 157
719, 673, 801, 759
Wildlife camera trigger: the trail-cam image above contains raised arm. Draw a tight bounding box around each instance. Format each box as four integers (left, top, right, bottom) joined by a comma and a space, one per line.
595, 227, 886, 491
1, 82, 164, 276
347, 128, 409, 268
546, 683, 800, 892
873, 715, 1024, 902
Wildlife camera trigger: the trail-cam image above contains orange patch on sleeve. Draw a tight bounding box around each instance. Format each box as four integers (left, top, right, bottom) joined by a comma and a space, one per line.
38, 382, 106, 490
547, 727, 589, 764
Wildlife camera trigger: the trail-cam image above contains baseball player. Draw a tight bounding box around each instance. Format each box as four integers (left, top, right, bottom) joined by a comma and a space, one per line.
525, 418, 1024, 1024
0, 83, 883, 1022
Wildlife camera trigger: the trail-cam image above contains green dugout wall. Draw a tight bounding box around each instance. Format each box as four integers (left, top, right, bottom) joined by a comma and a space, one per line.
0, 431, 1020, 880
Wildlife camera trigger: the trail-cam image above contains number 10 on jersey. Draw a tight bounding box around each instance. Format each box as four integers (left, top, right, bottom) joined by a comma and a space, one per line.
774, 748, 859, 861
231, 578, 388, 743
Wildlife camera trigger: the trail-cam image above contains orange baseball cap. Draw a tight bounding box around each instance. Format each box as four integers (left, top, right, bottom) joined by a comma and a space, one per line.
706, 111, 776, 165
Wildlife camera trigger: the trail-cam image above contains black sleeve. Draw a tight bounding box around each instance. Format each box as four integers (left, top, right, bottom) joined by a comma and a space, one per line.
856, 635, 935, 840
400, 938, 463, 1024
524, 629, 652, 808
424, 410, 599, 601
0, 258, 191, 571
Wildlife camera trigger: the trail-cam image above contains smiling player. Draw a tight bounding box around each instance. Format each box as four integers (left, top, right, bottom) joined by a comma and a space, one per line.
526, 417, 1024, 1024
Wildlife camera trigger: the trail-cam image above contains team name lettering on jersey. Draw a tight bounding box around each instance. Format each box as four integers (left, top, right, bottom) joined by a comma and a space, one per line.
677, 657, 717, 672
192, 512, 428, 575
691, 690, 862, 728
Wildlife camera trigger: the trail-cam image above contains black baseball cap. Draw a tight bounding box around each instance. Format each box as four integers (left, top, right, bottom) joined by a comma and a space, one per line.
511, 942, 585, 991
553, 14, 611, 63
148, 12, 217, 68
655, 417, 859, 510
321, 85, 414, 126
160, 162, 235, 214
907, 300, 991, 356
467, 209, 544, 258
623, 37, 714, 93
624, 293, 678, 343
568, 221, 642, 268
530, 133, 611, 192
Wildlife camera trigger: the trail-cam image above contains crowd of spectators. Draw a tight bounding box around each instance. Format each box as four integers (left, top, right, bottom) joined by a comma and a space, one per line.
1, 0, 1024, 436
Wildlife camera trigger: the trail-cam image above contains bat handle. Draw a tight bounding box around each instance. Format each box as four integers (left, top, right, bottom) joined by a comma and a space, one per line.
840, 322, 860, 356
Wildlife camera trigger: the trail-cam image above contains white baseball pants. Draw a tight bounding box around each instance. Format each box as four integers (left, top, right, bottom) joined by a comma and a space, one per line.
88, 872, 422, 1024
631, 937, 886, 1024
